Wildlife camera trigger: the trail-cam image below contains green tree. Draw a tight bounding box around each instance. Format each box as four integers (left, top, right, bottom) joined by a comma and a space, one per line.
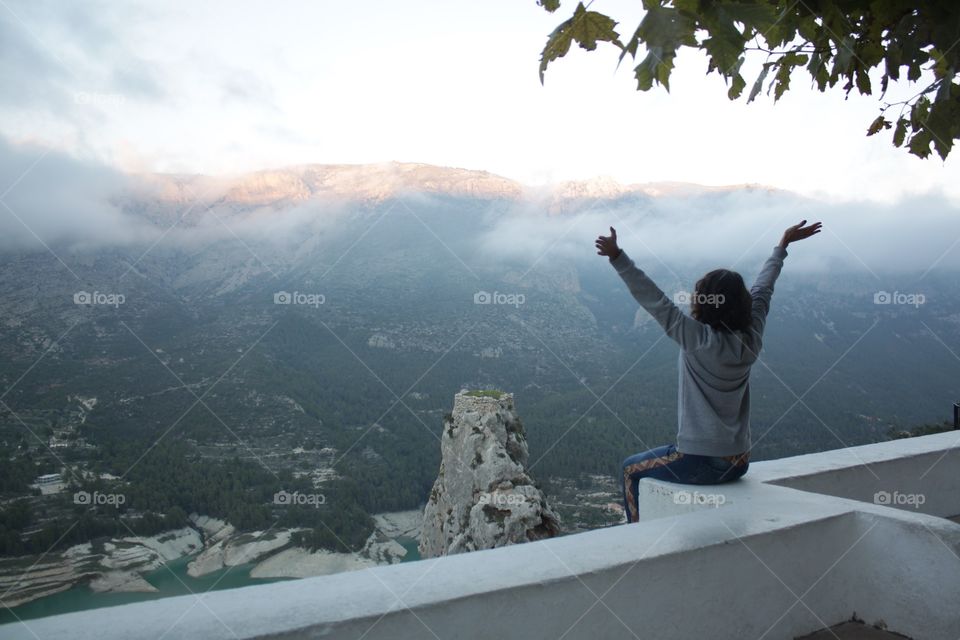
537, 1, 960, 159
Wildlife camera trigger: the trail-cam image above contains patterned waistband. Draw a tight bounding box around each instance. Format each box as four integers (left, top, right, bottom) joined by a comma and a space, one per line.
721, 451, 750, 466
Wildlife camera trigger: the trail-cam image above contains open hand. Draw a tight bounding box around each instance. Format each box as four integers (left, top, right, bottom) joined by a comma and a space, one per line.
595, 227, 621, 260
779, 220, 822, 248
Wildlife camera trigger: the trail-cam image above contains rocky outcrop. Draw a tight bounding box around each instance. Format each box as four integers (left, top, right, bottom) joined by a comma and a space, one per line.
249, 547, 378, 579
189, 514, 235, 545
419, 390, 561, 558
372, 510, 421, 539
186, 529, 294, 577
249, 510, 421, 579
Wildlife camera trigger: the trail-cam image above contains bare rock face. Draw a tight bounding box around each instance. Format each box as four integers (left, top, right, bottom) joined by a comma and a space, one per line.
419, 390, 561, 558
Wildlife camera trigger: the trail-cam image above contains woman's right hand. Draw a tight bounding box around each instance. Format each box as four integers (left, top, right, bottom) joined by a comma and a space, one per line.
779, 220, 822, 248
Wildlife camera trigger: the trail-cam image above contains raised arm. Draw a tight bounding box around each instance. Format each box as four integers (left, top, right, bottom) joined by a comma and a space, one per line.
750, 219, 822, 338
596, 227, 711, 351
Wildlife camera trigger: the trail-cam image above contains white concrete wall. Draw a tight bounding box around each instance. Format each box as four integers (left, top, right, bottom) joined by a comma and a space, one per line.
752, 430, 960, 518
3, 432, 960, 640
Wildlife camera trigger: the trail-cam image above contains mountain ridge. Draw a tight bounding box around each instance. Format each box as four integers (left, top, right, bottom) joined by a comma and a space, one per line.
131, 161, 785, 208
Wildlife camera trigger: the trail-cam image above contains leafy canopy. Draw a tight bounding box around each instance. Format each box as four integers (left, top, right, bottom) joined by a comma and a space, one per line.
537, 1, 960, 160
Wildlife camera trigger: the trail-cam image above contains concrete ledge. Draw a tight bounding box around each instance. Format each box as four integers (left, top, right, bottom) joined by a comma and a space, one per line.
751, 430, 960, 518
3, 432, 960, 640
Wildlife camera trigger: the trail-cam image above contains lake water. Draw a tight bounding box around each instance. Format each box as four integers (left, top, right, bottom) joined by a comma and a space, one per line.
1, 540, 423, 625
396, 536, 421, 561
0, 555, 290, 625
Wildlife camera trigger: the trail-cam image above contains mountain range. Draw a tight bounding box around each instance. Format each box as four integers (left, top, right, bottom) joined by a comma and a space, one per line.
0, 159, 956, 562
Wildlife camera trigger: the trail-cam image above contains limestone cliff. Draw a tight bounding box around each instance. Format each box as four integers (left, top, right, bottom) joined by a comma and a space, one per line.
419, 390, 561, 558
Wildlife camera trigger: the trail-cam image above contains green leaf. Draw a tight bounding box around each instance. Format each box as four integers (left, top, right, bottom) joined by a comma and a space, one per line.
634, 48, 676, 92
700, 6, 746, 74
866, 115, 887, 136
931, 47, 954, 79
892, 117, 908, 147
772, 52, 807, 102
717, 2, 779, 29
638, 5, 698, 49
884, 44, 903, 81
540, 21, 575, 84
833, 37, 857, 77
796, 14, 821, 43
908, 128, 933, 159
567, 3, 620, 52
634, 54, 656, 91
728, 72, 746, 99
630, 5, 696, 92
762, 8, 800, 48
855, 69, 872, 95
747, 62, 773, 103
618, 24, 642, 69
672, 0, 699, 12
925, 96, 959, 160
539, 0, 957, 160
936, 77, 955, 102
907, 61, 922, 81
807, 50, 830, 91
910, 96, 932, 128
539, 3, 620, 83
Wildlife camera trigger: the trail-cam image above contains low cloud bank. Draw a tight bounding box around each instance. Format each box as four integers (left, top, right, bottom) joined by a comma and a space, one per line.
1, 137, 957, 275
478, 190, 960, 274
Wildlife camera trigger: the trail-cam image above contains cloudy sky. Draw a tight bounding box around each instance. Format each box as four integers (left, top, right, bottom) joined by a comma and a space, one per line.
1, 0, 958, 201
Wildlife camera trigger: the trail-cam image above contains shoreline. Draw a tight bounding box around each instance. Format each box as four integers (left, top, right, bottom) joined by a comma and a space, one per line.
0, 509, 423, 622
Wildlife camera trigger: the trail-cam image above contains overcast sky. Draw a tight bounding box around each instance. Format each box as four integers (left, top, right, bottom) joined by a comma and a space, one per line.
1, 0, 958, 202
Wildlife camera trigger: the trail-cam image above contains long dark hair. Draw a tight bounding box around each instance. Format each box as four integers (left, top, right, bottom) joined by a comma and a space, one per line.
690, 269, 752, 333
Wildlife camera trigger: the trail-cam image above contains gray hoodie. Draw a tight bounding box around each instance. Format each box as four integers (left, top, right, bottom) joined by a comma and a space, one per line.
610, 245, 788, 456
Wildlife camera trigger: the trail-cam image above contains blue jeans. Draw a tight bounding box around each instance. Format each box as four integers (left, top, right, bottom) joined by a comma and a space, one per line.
620, 444, 749, 523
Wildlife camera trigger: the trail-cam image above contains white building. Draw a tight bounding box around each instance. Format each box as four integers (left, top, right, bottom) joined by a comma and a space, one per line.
34, 473, 61, 485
